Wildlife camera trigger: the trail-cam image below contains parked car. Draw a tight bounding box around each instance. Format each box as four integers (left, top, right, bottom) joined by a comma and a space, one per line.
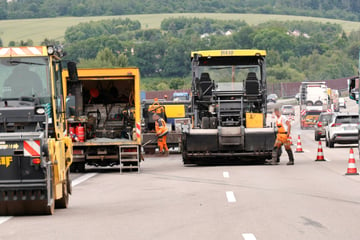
281, 105, 295, 115
267, 94, 278, 103
325, 113, 358, 148
314, 112, 336, 141
338, 97, 346, 108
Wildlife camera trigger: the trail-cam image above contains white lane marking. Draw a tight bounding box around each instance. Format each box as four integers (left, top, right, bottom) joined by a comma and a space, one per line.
72, 173, 98, 187
0, 173, 97, 226
223, 171, 230, 178
226, 191, 236, 203
242, 233, 257, 240
0, 217, 12, 225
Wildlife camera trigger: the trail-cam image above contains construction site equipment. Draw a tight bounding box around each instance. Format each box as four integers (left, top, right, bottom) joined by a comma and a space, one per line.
0, 46, 75, 215
295, 135, 304, 153
142, 98, 191, 154
345, 148, 358, 175
62, 68, 142, 172
181, 50, 276, 164
315, 141, 325, 161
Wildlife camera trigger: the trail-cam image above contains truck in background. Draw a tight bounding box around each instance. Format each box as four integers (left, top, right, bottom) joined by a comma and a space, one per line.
63, 68, 142, 172
299, 82, 328, 129
181, 49, 276, 164
0, 46, 74, 215
172, 92, 190, 101
142, 98, 190, 154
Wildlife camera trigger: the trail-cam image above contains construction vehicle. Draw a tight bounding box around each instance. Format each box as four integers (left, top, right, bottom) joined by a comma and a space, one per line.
181, 50, 276, 164
299, 82, 329, 129
0, 46, 75, 215
62, 68, 142, 172
142, 98, 190, 154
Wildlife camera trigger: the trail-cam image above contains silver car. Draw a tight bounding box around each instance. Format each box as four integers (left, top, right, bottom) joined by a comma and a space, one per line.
325, 113, 358, 148
314, 112, 336, 141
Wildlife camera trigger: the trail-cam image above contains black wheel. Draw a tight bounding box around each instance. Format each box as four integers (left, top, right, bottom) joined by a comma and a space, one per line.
55, 181, 69, 209
306, 101, 313, 106
325, 138, 329, 147
201, 117, 210, 129
209, 117, 217, 129
315, 100, 323, 106
329, 140, 334, 148
314, 134, 320, 141
70, 162, 85, 173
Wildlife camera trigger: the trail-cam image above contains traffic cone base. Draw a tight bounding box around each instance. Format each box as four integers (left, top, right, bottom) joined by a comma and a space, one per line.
295, 135, 304, 153
315, 141, 325, 161
345, 148, 359, 175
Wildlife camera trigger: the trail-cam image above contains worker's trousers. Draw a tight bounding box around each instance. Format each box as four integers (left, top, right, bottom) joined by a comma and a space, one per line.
158, 135, 168, 153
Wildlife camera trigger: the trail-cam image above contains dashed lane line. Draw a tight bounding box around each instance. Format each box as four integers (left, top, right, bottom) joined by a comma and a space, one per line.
226, 191, 236, 203
0, 217, 12, 226
72, 173, 98, 187
242, 233, 257, 240
0, 173, 98, 226
223, 171, 230, 178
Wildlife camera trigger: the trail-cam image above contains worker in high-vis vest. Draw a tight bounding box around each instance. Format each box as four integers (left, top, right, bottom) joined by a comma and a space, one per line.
270, 107, 294, 165
152, 113, 169, 155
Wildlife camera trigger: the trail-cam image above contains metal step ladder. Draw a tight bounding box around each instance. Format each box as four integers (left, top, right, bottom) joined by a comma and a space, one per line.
119, 145, 140, 173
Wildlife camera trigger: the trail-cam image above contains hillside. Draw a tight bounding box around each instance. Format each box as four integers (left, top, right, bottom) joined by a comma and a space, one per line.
0, 13, 359, 45
1, 0, 360, 22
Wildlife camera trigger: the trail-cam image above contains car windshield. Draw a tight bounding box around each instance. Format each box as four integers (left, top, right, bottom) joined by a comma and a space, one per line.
319, 114, 332, 122
0, 57, 51, 104
335, 115, 358, 124
198, 65, 260, 91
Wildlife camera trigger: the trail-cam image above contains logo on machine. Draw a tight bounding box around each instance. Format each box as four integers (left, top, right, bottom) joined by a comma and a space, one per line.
0, 156, 12, 168
23, 140, 41, 157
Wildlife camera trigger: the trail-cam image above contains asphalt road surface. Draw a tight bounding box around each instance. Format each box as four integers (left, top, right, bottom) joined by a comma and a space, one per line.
0, 99, 360, 240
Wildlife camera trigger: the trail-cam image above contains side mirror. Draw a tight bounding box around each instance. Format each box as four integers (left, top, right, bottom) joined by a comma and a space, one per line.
67, 62, 78, 82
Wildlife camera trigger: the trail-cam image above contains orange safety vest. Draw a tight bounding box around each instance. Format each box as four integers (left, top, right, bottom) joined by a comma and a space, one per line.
276, 115, 288, 133
155, 118, 169, 137
148, 100, 165, 114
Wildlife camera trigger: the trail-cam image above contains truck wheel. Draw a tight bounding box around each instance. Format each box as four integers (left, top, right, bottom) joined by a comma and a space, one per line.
209, 117, 217, 129
329, 140, 334, 148
306, 101, 313, 106
315, 101, 323, 106
314, 134, 320, 141
78, 163, 86, 173
55, 180, 69, 209
201, 117, 210, 129
325, 138, 329, 147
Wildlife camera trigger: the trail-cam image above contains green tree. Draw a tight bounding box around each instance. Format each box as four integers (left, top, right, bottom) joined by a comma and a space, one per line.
78, 48, 128, 68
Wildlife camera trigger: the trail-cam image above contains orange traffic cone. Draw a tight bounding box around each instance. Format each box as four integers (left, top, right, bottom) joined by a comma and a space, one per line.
295, 135, 304, 153
315, 141, 325, 161
345, 148, 359, 175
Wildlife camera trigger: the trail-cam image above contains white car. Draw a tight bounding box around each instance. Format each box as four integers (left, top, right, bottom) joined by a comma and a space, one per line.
325, 113, 358, 148
338, 97, 346, 108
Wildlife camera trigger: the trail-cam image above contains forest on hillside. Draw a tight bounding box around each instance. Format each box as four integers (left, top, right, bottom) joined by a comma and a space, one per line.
61, 17, 359, 90
0, 0, 360, 21
0, 17, 359, 90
